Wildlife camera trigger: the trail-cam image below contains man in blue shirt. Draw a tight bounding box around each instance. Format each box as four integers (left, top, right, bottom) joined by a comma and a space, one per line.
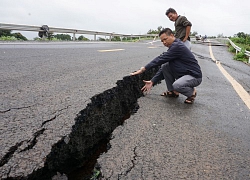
131, 28, 202, 104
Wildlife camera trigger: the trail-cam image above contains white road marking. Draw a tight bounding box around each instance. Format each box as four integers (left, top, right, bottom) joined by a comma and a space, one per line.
208, 43, 250, 109
98, 49, 124, 52
146, 40, 161, 45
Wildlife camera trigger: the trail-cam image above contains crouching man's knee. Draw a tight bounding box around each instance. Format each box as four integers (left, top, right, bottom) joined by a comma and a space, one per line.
172, 82, 182, 91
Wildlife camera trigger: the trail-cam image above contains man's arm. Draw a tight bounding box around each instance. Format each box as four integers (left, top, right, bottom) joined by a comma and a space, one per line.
151, 67, 164, 84
131, 52, 172, 76
183, 25, 191, 42
179, 16, 192, 42
130, 67, 146, 76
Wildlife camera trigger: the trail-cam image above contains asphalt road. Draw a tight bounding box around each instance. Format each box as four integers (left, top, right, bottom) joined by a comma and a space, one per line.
0, 40, 166, 178
0, 40, 250, 179
98, 41, 250, 180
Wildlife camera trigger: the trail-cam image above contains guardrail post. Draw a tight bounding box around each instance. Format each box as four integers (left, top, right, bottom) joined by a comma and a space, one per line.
73, 33, 76, 41
94, 34, 96, 41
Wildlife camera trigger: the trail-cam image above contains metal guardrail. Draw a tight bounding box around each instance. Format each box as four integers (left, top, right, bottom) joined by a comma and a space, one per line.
227, 38, 250, 63
0, 23, 157, 41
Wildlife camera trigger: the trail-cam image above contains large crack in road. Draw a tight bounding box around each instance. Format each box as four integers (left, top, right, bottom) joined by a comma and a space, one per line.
1, 66, 160, 180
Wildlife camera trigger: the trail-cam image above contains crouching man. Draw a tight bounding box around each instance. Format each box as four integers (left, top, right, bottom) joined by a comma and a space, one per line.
131, 28, 202, 104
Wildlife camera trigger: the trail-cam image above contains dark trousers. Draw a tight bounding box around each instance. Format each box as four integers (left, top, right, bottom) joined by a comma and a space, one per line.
162, 63, 202, 97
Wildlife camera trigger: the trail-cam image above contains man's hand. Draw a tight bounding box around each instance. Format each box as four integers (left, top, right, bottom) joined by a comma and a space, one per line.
130, 67, 146, 76
141, 80, 153, 94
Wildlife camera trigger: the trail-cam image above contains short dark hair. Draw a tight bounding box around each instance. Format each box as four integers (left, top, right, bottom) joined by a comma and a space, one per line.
159, 28, 173, 36
165, 8, 177, 16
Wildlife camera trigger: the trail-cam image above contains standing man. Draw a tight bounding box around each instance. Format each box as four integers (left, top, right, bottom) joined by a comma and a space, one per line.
131, 28, 202, 104
166, 8, 192, 50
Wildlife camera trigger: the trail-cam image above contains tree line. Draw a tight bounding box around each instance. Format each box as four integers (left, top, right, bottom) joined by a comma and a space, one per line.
0, 30, 27, 40
1, 28, 249, 43
0, 30, 90, 41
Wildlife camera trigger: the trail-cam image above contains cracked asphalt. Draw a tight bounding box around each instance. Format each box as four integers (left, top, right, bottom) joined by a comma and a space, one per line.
0, 41, 165, 178
97, 41, 250, 179
0, 40, 250, 179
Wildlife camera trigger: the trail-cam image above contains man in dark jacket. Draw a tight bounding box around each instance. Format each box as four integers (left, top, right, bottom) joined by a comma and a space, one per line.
131, 28, 202, 104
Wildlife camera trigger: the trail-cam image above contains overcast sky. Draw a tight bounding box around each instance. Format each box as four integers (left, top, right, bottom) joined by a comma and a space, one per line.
1, 0, 250, 40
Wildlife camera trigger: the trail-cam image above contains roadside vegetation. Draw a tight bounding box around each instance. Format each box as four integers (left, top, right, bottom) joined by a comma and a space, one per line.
0, 30, 27, 41
34, 33, 90, 41
148, 26, 167, 35
0, 30, 90, 41
98, 36, 153, 42
228, 32, 250, 62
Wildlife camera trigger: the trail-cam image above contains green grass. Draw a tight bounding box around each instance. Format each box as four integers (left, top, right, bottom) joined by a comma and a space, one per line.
0, 36, 18, 41
90, 169, 101, 180
234, 42, 250, 51
229, 37, 249, 63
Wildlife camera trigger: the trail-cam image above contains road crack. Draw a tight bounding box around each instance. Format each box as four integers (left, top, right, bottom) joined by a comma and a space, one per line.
19, 128, 46, 152
41, 105, 71, 127
192, 52, 214, 63
0, 105, 34, 113
0, 141, 24, 167
41, 116, 57, 127
220, 62, 250, 76
5, 67, 160, 179
0, 128, 46, 168
118, 146, 138, 179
